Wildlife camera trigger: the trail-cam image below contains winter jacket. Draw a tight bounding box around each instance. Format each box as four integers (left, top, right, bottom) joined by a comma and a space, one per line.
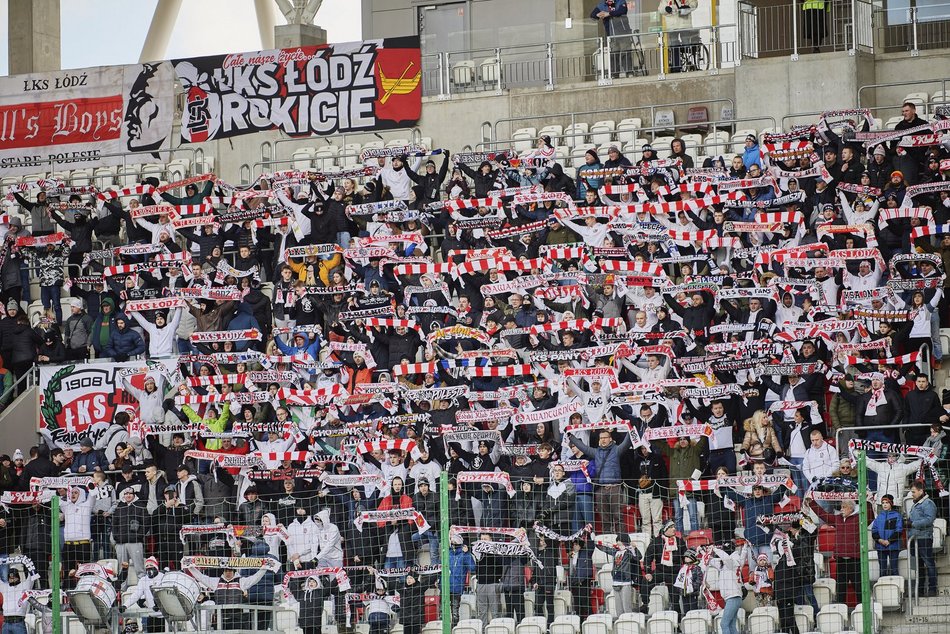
105, 317, 146, 359
871, 508, 903, 551
743, 142, 761, 170
70, 448, 108, 474
182, 402, 231, 451
175, 476, 205, 517
406, 154, 450, 204
458, 162, 501, 198
313, 508, 344, 566
907, 494, 937, 540
809, 502, 872, 558
131, 308, 182, 358
63, 311, 94, 352
0, 230, 31, 290
829, 390, 856, 434
51, 210, 98, 254
867, 457, 922, 501
30, 245, 69, 286
112, 499, 148, 544
62, 490, 94, 542
4, 321, 39, 365
226, 303, 261, 352
723, 488, 785, 547
569, 434, 632, 485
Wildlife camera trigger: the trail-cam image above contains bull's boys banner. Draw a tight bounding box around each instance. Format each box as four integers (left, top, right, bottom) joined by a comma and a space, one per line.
0, 63, 175, 176
173, 37, 421, 143
39, 360, 177, 448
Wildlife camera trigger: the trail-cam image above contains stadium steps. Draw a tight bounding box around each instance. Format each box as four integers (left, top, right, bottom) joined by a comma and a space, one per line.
880, 554, 950, 633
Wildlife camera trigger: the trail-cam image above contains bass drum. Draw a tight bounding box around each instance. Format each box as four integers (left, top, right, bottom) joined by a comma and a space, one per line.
154, 571, 202, 616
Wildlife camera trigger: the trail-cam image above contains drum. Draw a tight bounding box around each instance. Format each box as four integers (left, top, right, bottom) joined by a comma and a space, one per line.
74, 574, 118, 611
154, 571, 202, 618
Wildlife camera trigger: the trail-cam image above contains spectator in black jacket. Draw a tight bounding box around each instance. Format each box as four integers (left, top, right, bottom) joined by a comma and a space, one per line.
457, 161, 501, 198
406, 152, 450, 207
904, 374, 944, 445
18, 447, 64, 491
49, 202, 98, 269
112, 487, 147, 590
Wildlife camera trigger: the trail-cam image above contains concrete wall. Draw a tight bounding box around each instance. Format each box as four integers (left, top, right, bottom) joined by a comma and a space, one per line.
733, 51, 871, 128
2, 387, 41, 460
861, 49, 950, 120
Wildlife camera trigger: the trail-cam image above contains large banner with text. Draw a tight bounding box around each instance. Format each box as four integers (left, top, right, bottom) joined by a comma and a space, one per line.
38, 360, 178, 448
0, 63, 176, 176
173, 37, 422, 143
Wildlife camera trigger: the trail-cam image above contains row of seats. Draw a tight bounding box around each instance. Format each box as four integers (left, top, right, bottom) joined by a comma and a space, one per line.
0, 157, 216, 193
291, 137, 435, 171
899, 90, 950, 117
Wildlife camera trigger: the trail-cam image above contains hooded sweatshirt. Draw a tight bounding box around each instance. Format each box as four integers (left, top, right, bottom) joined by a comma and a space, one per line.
93, 297, 117, 354
313, 508, 344, 567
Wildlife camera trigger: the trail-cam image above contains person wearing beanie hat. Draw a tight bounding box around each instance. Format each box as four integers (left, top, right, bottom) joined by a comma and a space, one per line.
128, 303, 183, 358
871, 493, 902, 576
376, 150, 421, 201
743, 133, 760, 170
406, 148, 450, 207
643, 519, 684, 607
112, 484, 148, 590
104, 312, 145, 362
603, 144, 632, 173
576, 148, 604, 199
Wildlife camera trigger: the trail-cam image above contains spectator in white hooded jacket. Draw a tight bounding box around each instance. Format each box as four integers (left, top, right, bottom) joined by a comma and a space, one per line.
868, 451, 923, 504
313, 508, 344, 568
287, 505, 317, 565
130, 308, 183, 358
802, 429, 838, 487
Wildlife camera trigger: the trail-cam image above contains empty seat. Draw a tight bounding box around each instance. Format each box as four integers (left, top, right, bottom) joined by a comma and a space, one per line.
649, 585, 669, 614
813, 578, 836, 608
275, 609, 299, 632
934, 517, 946, 551
459, 594, 476, 621
554, 589, 572, 617
581, 614, 612, 634
904, 92, 929, 116
681, 609, 712, 634
615, 613, 645, 634
386, 138, 410, 148
646, 610, 678, 634
486, 619, 515, 634
653, 109, 675, 132
452, 61, 476, 87
479, 57, 501, 86
512, 127, 538, 153
816, 603, 848, 634
291, 148, 315, 170
590, 120, 616, 145
630, 533, 651, 557
850, 603, 883, 633
883, 116, 902, 130
550, 615, 580, 634
455, 619, 484, 634
704, 131, 731, 156
794, 605, 815, 633
563, 123, 589, 148
616, 118, 643, 144
748, 606, 779, 634
685, 106, 709, 131
517, 617, 547, 634
70, 169, 93, 186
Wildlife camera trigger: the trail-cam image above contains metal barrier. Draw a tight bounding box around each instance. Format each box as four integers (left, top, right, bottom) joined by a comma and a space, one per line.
603, 24, 740, 79
61, 602, 281, 634
857, 78, 950, 112
479, 115, 778, 164
738, 0, 875, 59
872, 1, 950, 54
489, 98, 737, 145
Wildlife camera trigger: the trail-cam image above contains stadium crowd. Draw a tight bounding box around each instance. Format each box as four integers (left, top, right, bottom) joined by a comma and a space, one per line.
0, 101, 948, 634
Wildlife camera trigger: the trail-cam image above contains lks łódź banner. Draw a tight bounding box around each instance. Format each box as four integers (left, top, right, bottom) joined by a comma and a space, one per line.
173, 37, 422, 143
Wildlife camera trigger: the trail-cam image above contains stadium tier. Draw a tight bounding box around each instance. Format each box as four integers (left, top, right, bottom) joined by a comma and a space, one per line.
1, 4, 950, 634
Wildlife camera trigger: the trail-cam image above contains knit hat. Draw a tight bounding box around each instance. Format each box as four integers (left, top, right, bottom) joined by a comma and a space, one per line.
890, 170, 904, 180
684, 548, 697, 562
585, 149, 599, 161
608, 145, 620, 154
69, 298, 83, 309
872, 145, 886, 157
641, 143, 654, 152
745, 134, 757, 143
145, 557, 159, 570
5, 299, 17, 312
7, 217, 21, 229
662, 520, 676, 534
617, 532, 631, 545
12, 449, 22, 461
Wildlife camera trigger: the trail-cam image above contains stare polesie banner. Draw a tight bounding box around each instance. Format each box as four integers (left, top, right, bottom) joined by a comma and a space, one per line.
0, 63, 175, 176
174, 37, 421, 143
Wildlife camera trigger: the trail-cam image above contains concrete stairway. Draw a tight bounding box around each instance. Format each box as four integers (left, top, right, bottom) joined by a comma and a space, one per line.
880, 554, 950, 633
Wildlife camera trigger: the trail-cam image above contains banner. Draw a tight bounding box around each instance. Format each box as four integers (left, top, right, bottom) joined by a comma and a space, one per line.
173, 37, 422, 143
0, 62, 174, 175
38, 360, 179, 448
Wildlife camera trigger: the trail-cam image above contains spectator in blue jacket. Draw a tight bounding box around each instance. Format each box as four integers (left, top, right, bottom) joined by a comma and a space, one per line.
591, 0, 629, 36
226, 303, 262, 352
448, 538, 476, 624
567, 428, 632, 535
742, 134, 761, 171
70, 437, 108, 474
871, 494, 903, 576
722, 483, 786, 559
907, 480, 938, 596
576, 149, 605, 199
274, 330, 321, 361
105, 313, 145, 361
567, 444, 597, 533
